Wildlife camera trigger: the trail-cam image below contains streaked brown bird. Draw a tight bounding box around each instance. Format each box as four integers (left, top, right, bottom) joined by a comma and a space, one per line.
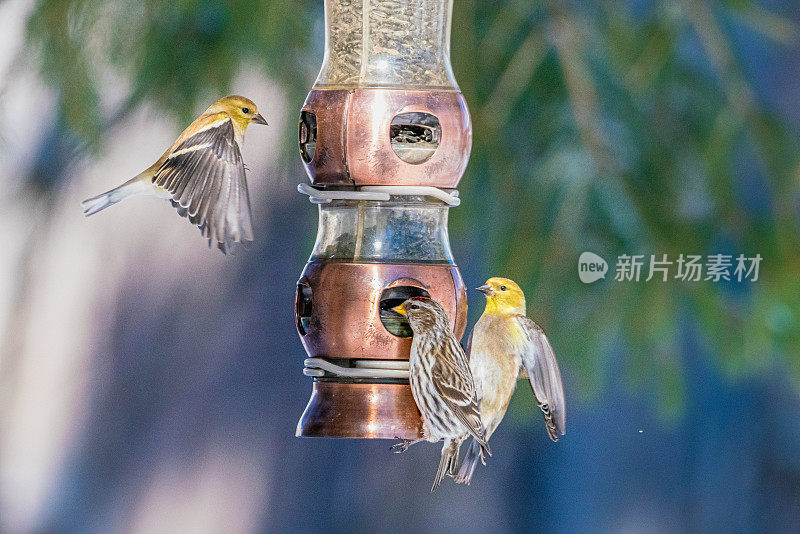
81, 95, 268, 253
454, 277, 565, 485
390, 297, 490, 492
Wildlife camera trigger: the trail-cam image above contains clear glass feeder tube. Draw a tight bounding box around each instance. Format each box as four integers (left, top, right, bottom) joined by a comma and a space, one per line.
310, 195, 454, 264
315, 0, 457, 90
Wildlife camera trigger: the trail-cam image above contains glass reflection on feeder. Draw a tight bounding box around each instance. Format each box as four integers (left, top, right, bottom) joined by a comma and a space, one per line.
310, 195, 454, 264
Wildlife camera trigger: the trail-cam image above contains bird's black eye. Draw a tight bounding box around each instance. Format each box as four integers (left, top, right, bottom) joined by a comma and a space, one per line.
500, 285, 507, 291
242, 107, 250, 114
410, 304, 419, 310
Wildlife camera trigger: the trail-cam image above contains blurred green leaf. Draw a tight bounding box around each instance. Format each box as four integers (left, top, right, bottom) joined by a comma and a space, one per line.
452, 0, 800, 413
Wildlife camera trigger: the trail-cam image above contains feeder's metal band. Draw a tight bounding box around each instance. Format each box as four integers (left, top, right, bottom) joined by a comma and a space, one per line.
303, 357, 411, 379
297, 183, 461, 206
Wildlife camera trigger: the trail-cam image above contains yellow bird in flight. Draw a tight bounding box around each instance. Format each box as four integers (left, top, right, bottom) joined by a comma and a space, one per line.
82, 95, 267, 253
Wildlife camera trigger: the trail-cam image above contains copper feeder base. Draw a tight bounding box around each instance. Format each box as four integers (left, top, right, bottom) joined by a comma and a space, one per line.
296, 380, 423, 439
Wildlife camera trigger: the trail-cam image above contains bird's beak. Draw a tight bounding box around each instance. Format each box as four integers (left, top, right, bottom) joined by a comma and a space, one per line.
476, 284, 492, 295
251, 113, 268, 125
391, 304, 407, 316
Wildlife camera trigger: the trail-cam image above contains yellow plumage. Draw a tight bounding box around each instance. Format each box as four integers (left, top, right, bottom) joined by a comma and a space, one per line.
454, 277, 566, 485
81, 95, 268, 253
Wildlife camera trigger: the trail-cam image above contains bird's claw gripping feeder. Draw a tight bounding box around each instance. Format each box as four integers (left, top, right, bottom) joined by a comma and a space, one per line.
295, 0, 471, 438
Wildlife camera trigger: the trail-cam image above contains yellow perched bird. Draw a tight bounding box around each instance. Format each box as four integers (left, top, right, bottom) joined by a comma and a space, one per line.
81, 95, 268, 253
454, 277, 565, 485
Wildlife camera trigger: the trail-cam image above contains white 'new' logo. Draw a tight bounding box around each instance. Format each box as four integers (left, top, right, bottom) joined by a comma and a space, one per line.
578, 252, 608, 283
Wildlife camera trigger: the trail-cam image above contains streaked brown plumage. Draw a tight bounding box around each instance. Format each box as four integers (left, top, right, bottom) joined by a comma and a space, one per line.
390, 296, 490, 491
81, 95, 267, 253
454, 277, 565, 485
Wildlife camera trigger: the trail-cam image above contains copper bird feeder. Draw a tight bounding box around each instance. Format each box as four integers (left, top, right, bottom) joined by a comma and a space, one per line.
295, 0, 471, 439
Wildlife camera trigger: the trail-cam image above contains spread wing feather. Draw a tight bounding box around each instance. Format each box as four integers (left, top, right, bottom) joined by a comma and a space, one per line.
515, 315, 566, 441
153, 119, 254, 253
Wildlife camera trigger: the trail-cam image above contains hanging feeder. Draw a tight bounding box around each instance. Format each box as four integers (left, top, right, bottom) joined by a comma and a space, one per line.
295, 0, 471, 439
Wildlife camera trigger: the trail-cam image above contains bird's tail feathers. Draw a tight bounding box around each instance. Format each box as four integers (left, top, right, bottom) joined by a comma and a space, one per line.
431, 440, 459, 492
81, 175, 152, 216
453, 438, 487, 485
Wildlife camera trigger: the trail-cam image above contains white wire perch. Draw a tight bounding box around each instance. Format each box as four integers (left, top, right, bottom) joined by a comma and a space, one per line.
303, 358, 411, 379
297, 183, 460, 206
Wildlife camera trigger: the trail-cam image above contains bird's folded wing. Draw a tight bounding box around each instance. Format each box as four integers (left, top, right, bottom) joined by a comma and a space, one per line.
515, 315, 566, 441
432, 346, 488, 447
153, 118, 254, 253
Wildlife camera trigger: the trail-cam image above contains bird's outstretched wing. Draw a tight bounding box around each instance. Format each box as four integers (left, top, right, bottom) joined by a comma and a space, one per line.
515, 315, 566, 441
153, 118, 254, 253
432, 340, 489, 451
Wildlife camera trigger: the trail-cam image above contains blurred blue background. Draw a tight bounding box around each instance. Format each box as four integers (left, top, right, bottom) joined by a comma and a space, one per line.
1, 0, 799, 532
